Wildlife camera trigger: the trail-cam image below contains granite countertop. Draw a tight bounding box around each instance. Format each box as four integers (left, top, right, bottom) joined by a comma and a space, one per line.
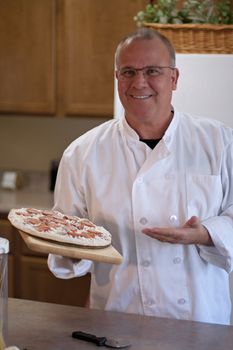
0, 172, 54, 215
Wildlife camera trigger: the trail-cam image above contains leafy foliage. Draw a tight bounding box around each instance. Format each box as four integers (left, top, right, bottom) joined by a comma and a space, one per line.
134, 0, 233, 25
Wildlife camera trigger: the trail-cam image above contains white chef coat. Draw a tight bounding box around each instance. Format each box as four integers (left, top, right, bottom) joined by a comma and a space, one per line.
48, 110, 233, 325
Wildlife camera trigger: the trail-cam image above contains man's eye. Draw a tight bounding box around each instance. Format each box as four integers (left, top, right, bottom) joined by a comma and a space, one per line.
146, 67, 162, 76
121, 69, 135, 77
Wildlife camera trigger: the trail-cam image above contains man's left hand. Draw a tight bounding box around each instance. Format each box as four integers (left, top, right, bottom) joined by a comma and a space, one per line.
142, 216, 213, 246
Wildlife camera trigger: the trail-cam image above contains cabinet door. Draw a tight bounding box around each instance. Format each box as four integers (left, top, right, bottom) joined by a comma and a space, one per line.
0, 0, 56, 114
18, 256, 90, 307
61, 0, 145, 117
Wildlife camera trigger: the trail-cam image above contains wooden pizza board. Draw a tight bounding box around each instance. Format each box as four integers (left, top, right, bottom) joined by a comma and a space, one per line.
19, 230, 123, 265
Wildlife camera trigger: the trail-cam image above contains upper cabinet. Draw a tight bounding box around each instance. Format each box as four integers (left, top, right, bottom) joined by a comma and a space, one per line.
0, 0, 56, 114
0, 0, 146, 118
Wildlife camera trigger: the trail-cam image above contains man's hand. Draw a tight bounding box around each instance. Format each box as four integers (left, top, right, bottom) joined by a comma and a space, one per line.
142, 216, 213, 246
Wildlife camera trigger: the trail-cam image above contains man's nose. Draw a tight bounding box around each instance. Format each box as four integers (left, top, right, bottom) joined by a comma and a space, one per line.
131, 70, 148, 86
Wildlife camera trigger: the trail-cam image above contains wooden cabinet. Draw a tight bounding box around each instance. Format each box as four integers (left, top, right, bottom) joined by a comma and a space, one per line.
18, 256, 90, 306
0, 217, 90, 307
0, 0, 146, 117
61, 0, 146, 117
0, 0, 56, 114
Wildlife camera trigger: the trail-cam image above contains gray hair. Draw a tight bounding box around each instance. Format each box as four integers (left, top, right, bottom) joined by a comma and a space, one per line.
115, 28, 176, 68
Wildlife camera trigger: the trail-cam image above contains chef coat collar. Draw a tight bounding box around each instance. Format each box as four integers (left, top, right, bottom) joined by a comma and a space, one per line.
120, 115, 140, 141
119, 109, 179, 149
162, 109, 179, 148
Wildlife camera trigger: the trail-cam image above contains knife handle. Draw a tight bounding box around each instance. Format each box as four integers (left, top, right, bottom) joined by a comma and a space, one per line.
72, 330, 107, 346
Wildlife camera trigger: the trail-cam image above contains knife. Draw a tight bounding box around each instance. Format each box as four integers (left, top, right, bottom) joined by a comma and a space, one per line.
72, 330, 131, 348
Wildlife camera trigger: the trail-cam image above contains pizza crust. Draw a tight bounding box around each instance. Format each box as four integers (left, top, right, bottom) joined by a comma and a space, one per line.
8, 208, 111, 248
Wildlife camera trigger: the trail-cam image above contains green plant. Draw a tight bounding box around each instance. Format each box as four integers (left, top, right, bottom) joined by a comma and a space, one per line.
134, 0, 233, 26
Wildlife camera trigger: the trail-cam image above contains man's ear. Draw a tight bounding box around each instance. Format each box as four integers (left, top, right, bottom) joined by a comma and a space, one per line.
172, 68, 179, 91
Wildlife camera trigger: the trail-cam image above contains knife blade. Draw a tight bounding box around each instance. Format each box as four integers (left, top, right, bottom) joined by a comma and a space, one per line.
72, 331, 131, 348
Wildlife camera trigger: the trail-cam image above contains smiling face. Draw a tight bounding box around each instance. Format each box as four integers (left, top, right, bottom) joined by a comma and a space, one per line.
116, 36, 179, 133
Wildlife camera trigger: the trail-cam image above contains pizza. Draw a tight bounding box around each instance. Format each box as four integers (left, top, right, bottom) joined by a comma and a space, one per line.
8, 208, 111, 248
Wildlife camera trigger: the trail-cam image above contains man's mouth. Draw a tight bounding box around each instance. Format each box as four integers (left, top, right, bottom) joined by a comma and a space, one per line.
130, 95, 152, 100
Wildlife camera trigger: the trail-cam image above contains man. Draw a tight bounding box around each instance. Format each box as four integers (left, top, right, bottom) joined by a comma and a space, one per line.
48, 28, 233, 325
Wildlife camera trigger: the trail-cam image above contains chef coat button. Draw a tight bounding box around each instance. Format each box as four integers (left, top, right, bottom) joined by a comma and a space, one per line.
169, 215, 178, 226
177, 298, 186, 305
139, 217, 148, 225
142, 260, 150, 267
137, 177, 143, 184
173, 257, 181, 264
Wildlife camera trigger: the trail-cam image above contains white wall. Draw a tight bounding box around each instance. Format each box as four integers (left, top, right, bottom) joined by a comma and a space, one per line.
172, 54, 233, 127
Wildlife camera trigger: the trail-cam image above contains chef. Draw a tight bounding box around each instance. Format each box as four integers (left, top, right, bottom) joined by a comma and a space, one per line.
48, 28, 233, 325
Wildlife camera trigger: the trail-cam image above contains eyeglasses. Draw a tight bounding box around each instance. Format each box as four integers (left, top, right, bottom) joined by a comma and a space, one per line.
117, 66, 175, 80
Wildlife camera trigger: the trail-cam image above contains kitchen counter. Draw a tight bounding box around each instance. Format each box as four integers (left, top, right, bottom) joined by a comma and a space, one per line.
8, 298, 233, 350
0, 172, 53, 215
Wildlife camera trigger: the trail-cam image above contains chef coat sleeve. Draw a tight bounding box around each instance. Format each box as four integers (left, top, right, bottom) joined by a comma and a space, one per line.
48, 144, 93, 278
198, 141, 233, 273
48, 254, 93, 279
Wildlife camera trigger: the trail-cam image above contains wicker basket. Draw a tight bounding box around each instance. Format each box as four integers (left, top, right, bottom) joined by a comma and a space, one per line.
144, 23, 233, 54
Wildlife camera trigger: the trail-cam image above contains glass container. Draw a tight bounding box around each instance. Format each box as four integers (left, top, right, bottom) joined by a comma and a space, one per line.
0, 238, 9, 350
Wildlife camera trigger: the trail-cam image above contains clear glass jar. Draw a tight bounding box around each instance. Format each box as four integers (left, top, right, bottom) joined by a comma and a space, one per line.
0, 238, 9, 350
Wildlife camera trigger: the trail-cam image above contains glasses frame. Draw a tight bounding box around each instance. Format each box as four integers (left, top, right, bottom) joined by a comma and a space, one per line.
117, 65, 176, 80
